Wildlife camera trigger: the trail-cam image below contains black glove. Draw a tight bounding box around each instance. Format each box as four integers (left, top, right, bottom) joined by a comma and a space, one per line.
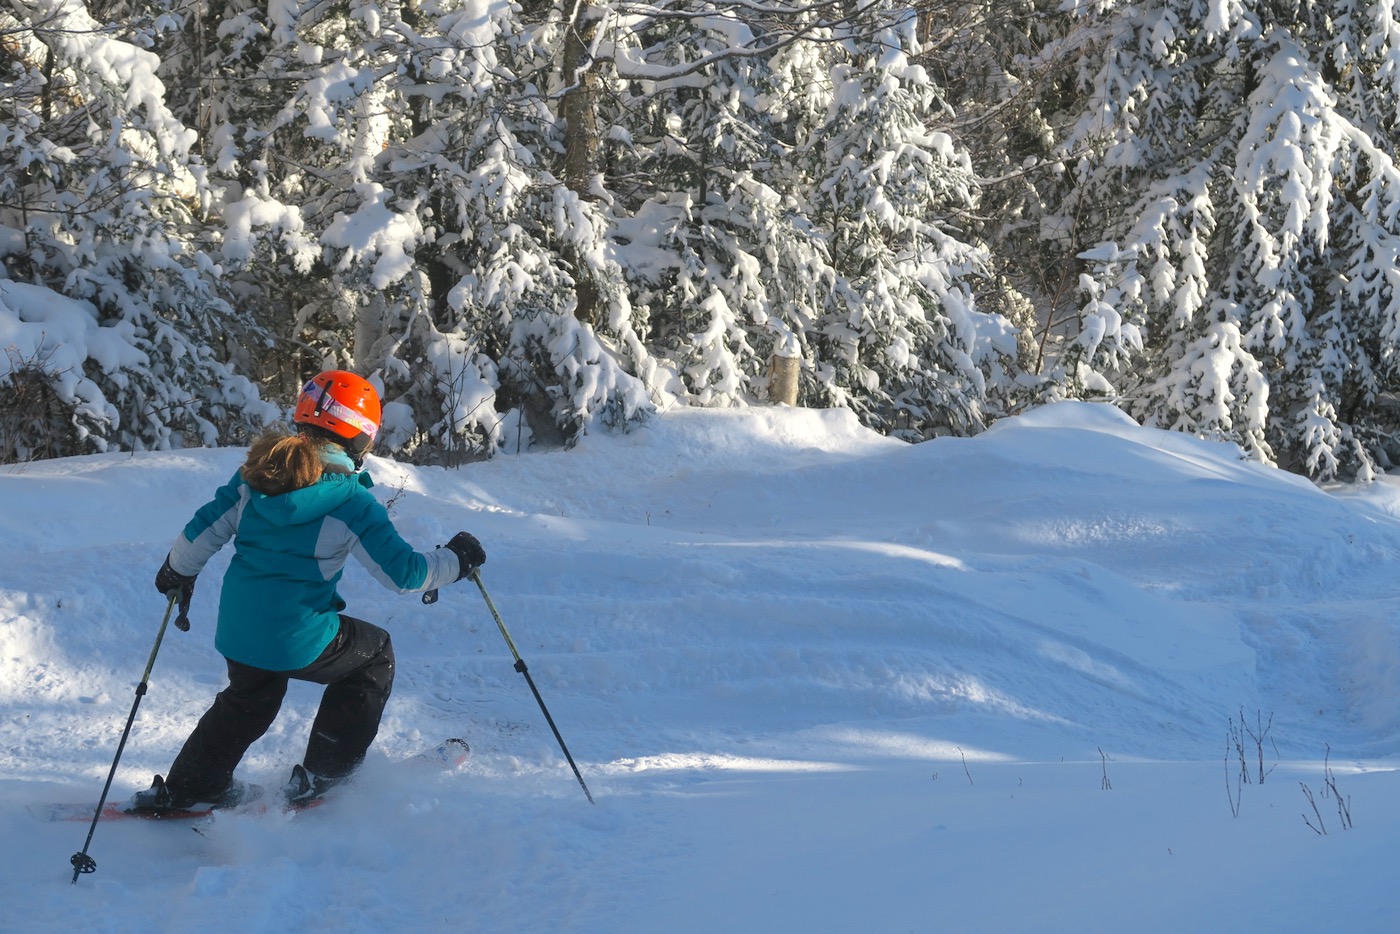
443, 532, 486, 580
155, 555, 197, 631
155, 555, 196, 596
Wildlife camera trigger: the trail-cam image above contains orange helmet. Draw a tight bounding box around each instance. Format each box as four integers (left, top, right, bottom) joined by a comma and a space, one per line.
294, 370, 381, 461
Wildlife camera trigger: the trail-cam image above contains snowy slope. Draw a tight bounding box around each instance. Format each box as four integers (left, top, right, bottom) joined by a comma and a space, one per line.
3, 401, 1399, 932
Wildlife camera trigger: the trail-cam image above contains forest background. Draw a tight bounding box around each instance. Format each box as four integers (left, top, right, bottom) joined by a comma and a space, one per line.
4, 0, 1400, 482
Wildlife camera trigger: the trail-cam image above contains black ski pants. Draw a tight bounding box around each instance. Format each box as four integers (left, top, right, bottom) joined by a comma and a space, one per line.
164, 615, 396, 801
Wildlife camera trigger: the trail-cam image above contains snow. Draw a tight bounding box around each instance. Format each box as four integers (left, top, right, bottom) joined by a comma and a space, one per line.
323, 184, 423, 288
0, 281, 144, 427
3, 401, 1400, 931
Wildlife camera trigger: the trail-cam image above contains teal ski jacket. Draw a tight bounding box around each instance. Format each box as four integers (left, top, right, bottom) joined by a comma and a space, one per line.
166, 458, 459, 671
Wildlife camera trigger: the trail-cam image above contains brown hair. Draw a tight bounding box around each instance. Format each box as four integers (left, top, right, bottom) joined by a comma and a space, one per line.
241, 426, 327, 495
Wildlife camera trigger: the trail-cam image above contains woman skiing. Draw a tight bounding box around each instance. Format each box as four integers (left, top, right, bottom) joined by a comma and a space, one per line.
131, 370, 486, 812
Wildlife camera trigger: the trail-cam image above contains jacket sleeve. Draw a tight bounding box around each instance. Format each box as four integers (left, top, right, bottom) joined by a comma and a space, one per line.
167, 470, 248, 576
340, 492, 460, 593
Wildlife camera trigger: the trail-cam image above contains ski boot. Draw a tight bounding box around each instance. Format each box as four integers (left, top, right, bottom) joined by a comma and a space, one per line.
126, 774, 263, 815
282, 764, 339, 808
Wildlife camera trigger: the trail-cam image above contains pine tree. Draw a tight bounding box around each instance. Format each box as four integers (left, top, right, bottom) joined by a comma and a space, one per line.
603, 3, 825, 408
1049, 0, 1400, 479
188, 0, 655, 459
0, 0, 271, 462
801, 4, 1000, 438
594, 0, 1022, 436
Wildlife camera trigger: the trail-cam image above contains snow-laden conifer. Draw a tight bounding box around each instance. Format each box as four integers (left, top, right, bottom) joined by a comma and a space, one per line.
603, 4, 829, 408
1053, 1, 1400, 478
802, 5, 1000, 438
600, 0, 1020, 436
0, 0, 272, 462
193, 0, 655, 458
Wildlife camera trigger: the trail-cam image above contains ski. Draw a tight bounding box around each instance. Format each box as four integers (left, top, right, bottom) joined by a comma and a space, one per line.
36, 800, 215, 823
33, 738, 468, 824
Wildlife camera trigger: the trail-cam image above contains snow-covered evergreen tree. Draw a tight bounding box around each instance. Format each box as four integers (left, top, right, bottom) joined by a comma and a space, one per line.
601, 3, 828, 408
187, 0, 655, 458
596, 0, 1021, 436
1051, 0, 1400, 479
917, 2, 1087, 388
802, 7, 999, 438
0, 0, 272, 462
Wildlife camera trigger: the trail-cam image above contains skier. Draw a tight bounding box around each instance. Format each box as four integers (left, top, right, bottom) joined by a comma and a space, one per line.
129, 370, 486, 812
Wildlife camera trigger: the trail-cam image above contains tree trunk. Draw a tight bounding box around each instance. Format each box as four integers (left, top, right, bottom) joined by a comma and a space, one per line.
769, 354, 800, 406
561, 1, 602, 327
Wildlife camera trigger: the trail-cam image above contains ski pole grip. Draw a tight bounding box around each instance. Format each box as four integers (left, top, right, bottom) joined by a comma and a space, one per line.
173, 584, 194, 631
422, 588, 439, 605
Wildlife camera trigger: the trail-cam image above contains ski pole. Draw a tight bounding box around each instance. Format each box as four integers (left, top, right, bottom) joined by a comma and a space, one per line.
70, 591, 181, 883
461, 571, 595, 804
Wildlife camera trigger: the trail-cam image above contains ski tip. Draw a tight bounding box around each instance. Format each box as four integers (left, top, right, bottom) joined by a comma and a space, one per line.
427, 738, 469, 768
442, 738, 469, 766
399, 738, 470, 772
